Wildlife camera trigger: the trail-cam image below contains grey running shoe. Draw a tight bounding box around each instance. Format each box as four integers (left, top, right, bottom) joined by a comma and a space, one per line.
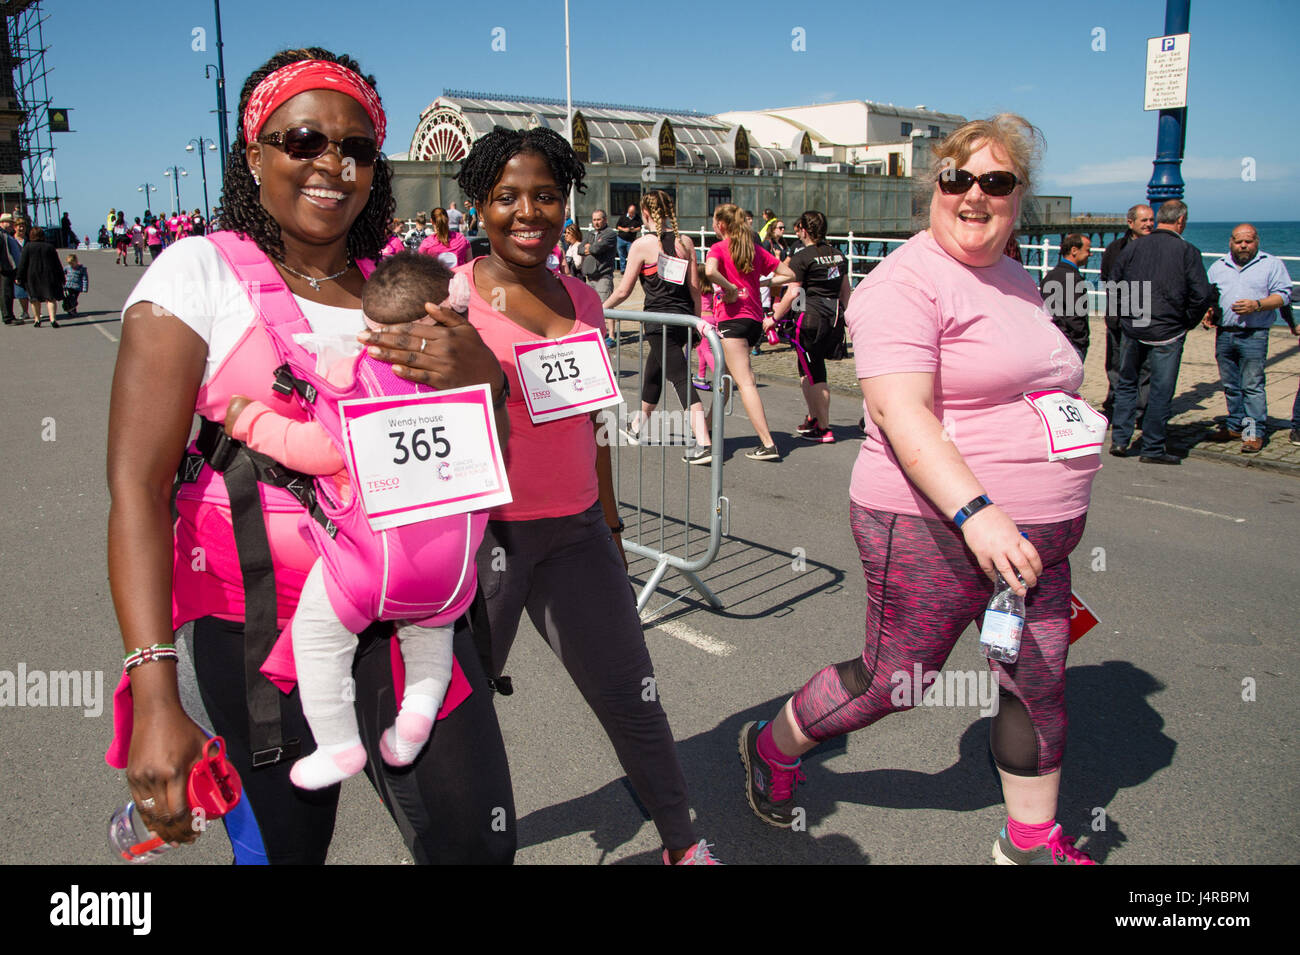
745, 443, 780, 461
738, 721, 804, 828
992, 825, 1096, 865
682, 445, 712, 466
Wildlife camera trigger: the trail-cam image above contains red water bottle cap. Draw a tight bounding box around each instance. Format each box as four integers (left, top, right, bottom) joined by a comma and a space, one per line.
187, 736, 243, 819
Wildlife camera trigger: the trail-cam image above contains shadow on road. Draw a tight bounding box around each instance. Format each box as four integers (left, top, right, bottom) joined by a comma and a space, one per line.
515, 659, 1173, 863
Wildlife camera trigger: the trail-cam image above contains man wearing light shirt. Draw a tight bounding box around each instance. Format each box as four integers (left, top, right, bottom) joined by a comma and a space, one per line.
1202, 223, 1293, 453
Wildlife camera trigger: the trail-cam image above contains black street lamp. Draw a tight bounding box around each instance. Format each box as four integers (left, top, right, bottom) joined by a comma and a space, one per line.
186, 138, 218, 222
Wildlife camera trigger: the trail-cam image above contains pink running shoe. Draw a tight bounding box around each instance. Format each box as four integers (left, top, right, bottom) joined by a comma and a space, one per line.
664, 839, 723, 865
993, 824, 1096, 865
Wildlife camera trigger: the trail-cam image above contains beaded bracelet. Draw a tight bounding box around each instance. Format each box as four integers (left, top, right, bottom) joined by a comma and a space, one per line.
123, 643, 179, 674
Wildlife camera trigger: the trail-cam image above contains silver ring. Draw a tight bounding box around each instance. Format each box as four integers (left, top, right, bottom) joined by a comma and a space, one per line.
139, 797, 156, 810
419, 338, 427, 353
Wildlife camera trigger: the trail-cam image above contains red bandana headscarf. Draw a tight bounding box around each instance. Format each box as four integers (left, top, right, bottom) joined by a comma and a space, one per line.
243, 59, 387, 149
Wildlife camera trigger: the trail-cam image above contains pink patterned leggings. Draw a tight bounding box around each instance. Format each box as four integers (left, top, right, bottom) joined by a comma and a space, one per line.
791, 503, 1086, 776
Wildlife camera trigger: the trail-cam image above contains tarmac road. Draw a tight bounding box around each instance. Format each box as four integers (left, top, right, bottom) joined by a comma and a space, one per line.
0, 249, 1294, 865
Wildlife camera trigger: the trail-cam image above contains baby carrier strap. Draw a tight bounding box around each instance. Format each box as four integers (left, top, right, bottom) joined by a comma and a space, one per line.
186, 231, 372, 767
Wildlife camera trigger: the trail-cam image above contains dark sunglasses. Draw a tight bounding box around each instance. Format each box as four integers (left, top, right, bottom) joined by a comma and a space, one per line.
937, 168, 1020, 197
257, 127, 379, 165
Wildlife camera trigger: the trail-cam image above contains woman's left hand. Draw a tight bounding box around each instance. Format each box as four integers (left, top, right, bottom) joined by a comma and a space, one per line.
359, 303, 503, 394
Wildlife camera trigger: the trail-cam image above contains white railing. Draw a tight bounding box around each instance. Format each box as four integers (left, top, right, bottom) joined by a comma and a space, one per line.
688, 227, 1299, 317
1018, 238, 1299, 314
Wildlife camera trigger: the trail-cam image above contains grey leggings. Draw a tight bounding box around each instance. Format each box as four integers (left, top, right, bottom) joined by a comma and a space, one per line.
471, 500, 696, 851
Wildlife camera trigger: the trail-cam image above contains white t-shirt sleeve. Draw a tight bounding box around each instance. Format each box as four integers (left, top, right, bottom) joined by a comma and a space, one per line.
122, 237, 255, 385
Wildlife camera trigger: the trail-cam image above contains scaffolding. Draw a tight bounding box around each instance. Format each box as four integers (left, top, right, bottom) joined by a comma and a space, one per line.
6, 0, 60, 229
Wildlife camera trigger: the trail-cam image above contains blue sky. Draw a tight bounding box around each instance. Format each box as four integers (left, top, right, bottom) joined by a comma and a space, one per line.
38, 0, 1299, 233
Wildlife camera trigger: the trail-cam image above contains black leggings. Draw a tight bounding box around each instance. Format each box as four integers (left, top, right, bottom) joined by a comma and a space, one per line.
192, 614, 515, 864
640, 326, 700, 408
471, 503, 696, 850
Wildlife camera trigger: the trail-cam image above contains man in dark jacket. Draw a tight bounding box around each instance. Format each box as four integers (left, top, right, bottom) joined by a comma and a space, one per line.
1, 214, 20, 324
1108, 200, 1214, 464
1040, 233, 1091, 360
1100, 204, 1154, 417
581, 209, 617, 344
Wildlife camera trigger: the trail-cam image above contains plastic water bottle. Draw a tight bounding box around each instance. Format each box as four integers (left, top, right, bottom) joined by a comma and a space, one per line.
108, 801, 173, 864
980, 572, 1025, 664
107, 736, 243, 864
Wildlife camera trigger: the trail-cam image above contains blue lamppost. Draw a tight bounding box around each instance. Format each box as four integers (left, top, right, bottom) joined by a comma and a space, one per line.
136, 182, 158, 219
163, 166, 188, 215
186, 138, 218, 222
1146, 0, 1191, 214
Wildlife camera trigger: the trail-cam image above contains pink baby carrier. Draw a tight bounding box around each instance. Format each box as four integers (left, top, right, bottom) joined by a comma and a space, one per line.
251, 325, 489, 637
108, 231, 477, 771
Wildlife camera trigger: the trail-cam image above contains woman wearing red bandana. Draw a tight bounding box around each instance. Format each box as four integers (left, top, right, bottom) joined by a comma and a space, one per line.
107, 48, 515, 864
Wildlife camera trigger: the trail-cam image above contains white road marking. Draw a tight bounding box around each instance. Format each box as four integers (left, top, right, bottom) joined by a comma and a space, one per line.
1123, 495, 1246, 523
94, 321, 119, 343
643, 616, 735, 656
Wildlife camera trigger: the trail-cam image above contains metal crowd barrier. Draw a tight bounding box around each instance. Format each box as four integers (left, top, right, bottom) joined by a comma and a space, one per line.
602, 307, 730, 614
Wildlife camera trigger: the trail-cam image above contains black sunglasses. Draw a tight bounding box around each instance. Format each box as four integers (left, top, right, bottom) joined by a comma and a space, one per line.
937, 168, 1020, 197
257, 127, 379, 165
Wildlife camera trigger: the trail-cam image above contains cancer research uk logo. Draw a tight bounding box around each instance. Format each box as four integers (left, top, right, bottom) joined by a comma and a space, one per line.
437, 461, 452, 482
50, 886, 152, 935
0, 664, 103, 717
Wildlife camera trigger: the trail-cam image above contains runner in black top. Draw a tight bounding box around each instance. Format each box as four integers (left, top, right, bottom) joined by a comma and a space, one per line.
604, 190, 712, 458
771, 210, 853, 443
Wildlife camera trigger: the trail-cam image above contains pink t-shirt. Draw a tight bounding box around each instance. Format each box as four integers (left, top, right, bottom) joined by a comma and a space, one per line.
460, 259, 602, 521
848, 230, 1099, 524
706, 240, 779, 322
418, 232, 470, 267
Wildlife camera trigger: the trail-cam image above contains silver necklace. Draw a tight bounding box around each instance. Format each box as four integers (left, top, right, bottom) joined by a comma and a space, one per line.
277, 259, 351, 291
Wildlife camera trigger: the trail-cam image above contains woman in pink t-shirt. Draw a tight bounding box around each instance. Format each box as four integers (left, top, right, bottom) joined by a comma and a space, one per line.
738, 115, 1101, 865
363, 125, 720, 865
417, 207, 470, 267
704, 203, 780, 460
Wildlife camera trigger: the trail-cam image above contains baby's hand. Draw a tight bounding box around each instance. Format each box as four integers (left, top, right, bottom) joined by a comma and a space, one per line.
224, 395, 252, 437
446, 272, 471, 314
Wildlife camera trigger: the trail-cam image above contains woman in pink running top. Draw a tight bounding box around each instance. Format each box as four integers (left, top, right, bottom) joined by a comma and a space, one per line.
417, 207, 470, 267
705, 203, 780, 460
364, 126, 722, 865
108, 47, 514, 864
737, 115, 1102, 865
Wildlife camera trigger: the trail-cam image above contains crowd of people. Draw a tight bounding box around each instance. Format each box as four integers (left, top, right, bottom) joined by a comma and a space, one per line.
98, 45, 1295, 869
96, 208, 210, 258
1040, 205, 1296, 457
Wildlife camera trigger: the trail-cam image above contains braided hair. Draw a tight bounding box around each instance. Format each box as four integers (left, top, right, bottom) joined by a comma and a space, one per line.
640, 189, 681, 247
216, 47, 395, 263
455, 126, 586, 209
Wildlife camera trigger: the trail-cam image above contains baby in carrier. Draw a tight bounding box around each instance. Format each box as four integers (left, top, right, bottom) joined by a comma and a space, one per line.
224, 252, 480, 790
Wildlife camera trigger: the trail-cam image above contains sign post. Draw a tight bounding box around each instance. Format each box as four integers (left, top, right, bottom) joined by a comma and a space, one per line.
1145, 0, 1192, 215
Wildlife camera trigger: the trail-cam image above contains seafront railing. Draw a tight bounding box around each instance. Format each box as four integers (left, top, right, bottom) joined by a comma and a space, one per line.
687, 228, 1300, 318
